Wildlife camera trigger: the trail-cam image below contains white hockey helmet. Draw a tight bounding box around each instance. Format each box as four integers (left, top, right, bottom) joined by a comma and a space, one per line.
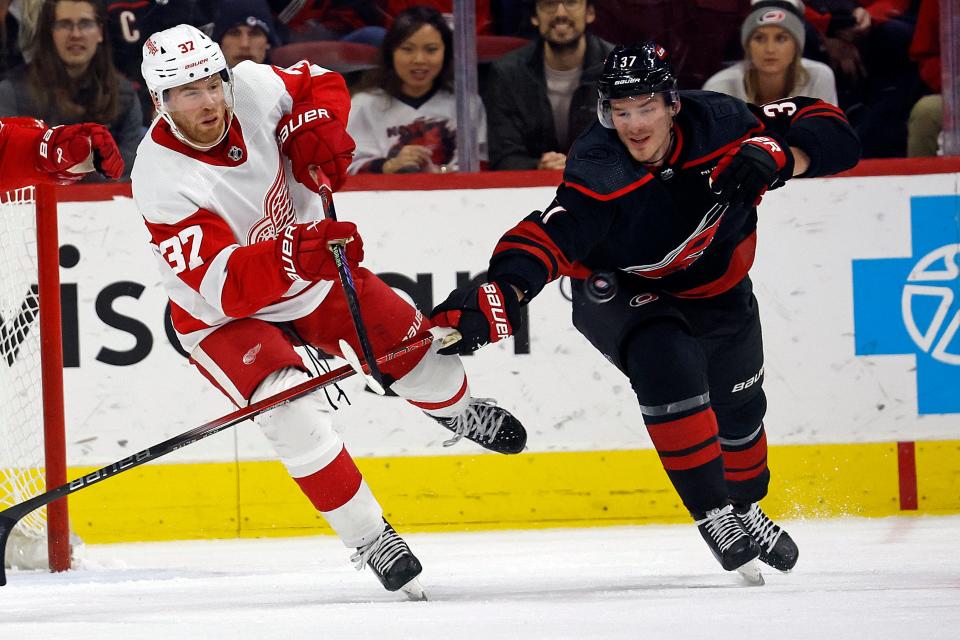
141, 24, 235, 149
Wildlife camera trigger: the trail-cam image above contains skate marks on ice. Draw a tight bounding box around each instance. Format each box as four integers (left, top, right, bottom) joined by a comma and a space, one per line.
2, 516, 960, 639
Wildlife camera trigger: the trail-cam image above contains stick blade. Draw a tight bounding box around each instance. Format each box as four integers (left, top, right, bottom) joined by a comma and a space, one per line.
338, 339, 386, 395
0, 513, 17, 586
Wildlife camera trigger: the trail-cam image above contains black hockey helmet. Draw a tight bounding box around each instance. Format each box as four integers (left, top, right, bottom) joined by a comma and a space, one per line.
597, 42, 679, 128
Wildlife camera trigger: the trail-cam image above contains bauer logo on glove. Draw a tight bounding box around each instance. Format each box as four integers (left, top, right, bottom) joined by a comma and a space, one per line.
430, 281, 522, 356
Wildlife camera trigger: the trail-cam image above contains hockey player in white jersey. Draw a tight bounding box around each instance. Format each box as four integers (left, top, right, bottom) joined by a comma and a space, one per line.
130, 24, 527, 599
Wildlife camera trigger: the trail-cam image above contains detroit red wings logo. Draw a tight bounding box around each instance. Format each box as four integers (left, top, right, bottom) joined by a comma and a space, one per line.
623, 202, 729, 278
248, 159, 296, 243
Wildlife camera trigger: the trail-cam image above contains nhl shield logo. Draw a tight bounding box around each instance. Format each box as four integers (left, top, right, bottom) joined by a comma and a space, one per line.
227, 145, 243, 161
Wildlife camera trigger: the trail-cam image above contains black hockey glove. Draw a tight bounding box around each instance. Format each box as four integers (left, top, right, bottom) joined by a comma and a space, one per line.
710, 135, 794, 208
430, 281, 522, 355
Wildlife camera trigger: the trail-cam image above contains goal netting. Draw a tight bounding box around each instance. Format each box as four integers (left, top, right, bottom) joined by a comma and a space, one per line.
0, 185, 70, 572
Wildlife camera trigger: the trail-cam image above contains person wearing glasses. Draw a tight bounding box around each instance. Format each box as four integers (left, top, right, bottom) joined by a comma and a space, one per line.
483, 0, 612, 171
0, 0, 141, 180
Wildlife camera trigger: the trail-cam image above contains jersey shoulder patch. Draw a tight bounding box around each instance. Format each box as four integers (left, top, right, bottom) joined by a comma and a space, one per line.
676, 91, 763, 163
562, 121, 650, 199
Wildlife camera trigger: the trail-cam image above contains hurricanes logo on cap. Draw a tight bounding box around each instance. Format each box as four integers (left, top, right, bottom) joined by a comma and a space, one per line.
759, 10, 786, 23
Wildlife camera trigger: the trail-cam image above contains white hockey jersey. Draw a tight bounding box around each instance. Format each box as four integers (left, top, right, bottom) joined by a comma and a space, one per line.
346, 88, 487, 174
132, 60, 351, 352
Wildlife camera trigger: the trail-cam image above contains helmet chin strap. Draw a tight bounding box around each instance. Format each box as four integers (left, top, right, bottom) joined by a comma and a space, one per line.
642, 125, 676, 168
161, 107, 234, 151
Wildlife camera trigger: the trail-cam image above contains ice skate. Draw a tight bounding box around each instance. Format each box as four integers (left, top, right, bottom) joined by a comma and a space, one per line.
351, 520, 427, 601
696, 504, 763, 584
734, 502, 799, 572
429, 397, 527, 454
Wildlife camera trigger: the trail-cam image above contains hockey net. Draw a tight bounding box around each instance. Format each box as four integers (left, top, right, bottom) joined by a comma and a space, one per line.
0, 185, 70, 572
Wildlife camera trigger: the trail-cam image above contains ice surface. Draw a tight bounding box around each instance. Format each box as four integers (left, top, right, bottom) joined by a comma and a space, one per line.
3, 516, 959, 639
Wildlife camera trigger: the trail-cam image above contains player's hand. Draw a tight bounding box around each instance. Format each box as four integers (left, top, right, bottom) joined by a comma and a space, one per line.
430, 281, 521, 355
277, 220, 364, 282
710, 135, 793, 208
277, 104, 355, 192
36, 123, 124, 183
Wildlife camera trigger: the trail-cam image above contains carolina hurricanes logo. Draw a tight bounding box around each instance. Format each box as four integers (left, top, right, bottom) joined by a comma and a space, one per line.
242, 343, 262, 365
623, 202, 728, 278
759, 10, 786, 24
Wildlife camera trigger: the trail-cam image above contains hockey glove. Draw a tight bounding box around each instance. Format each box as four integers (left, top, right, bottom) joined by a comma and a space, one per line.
710, 135, 793, 208
36, 123, 124, 183
277, 220, 364, 282
430, 281, 521, 355
277, 104, 356, 193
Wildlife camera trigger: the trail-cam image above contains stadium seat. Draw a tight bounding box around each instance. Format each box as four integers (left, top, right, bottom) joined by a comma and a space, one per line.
476, 35, 530, 63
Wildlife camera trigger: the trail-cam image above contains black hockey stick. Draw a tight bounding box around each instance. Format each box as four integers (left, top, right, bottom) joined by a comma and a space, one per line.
0, 329, 459, 586
313, 173, 389, 395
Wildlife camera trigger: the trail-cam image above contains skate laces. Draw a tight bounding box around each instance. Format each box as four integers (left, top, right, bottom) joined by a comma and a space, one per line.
350, 524, 411, 575
697, 505, 747, 553
439, 398, 505, 447
738, 503, 782, 552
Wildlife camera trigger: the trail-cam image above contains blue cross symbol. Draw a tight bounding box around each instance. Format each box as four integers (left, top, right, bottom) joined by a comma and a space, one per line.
852, 194, 960, 414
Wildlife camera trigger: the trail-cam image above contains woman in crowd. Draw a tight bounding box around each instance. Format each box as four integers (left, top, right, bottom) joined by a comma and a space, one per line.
703, 0, 837, 105
0, 0, 141, 179
347, 5, 486, 174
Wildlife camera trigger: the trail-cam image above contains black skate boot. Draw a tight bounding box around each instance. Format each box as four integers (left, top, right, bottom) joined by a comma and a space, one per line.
695, 504, 762, 582
351, 520, 426, 600
734, 502, 799, 572
428, 397, 527, 454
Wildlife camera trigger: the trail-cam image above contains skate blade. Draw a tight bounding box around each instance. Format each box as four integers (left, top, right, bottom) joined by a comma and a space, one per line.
400, 577, 428, 601
736, 559, 765, 586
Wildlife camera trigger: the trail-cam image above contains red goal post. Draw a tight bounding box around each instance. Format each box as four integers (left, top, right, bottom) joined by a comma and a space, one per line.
0, 183, 70, 573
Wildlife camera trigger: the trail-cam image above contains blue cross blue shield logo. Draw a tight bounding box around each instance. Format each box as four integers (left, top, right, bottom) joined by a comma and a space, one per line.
852, 194, 960, 414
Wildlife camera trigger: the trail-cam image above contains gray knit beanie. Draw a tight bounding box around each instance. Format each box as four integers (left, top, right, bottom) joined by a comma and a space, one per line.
741, 0, 806, 51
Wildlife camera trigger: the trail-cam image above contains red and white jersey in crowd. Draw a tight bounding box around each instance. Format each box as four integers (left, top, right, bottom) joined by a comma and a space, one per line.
132, 60, 351, 353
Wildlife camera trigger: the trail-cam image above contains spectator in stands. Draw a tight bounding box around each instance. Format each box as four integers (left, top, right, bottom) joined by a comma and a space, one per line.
270, 0, 388, 46
0, 0, 141, 179
907, 0, 940, 157
213, 0, 278, 68
483, 0, 612, 171
704, 0, 837, 105
347, 5, 487, 174
106, 0, 216, 126
1, 0, 25, 79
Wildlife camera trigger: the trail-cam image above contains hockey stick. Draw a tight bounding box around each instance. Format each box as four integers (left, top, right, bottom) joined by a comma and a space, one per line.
0, 328, 459, 586
313, 172, 389, 395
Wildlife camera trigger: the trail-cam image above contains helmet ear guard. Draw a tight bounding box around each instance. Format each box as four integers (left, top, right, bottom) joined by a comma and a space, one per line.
596, 41, 679, 128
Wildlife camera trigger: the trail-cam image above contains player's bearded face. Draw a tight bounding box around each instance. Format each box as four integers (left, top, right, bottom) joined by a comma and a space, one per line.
165, 75, 228, 146
610, 95, 675, 166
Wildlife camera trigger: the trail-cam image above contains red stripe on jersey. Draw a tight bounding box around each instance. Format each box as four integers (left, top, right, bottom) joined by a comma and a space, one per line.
646, 408, 720, 453
660, 440, 723, 471
150, 118, 248, 167
671, 231, 757, 299
493, 240, 558, 281
408, 375, 469, 410
500, 221, 592, 279
169, 302, 214, 335
792, 102, 847, 123
721, 432, 768, 471
293, 447, 363, 512
563, 173, 654, 201
270, 63, 352, 125
681, 123, 765, 168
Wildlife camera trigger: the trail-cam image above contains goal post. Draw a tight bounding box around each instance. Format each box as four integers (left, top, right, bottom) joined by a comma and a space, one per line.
0, 183, 70, 573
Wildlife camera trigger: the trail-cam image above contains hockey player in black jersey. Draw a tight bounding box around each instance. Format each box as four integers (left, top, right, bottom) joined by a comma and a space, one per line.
430, 42, 860, 581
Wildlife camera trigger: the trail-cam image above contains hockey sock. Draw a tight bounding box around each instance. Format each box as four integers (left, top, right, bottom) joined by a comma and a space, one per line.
721, 423, 770, 505
644, 405, 729, 515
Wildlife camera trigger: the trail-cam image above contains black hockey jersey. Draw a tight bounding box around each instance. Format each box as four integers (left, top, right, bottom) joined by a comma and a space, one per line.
488, 91, 860, 300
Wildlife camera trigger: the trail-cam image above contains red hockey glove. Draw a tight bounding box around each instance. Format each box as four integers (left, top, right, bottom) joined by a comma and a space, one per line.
37, 123, 124, 183
277, 220, 364, 282
277, 104, 356, 193
709, 135, 793, 208
430, 281, 521, 355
